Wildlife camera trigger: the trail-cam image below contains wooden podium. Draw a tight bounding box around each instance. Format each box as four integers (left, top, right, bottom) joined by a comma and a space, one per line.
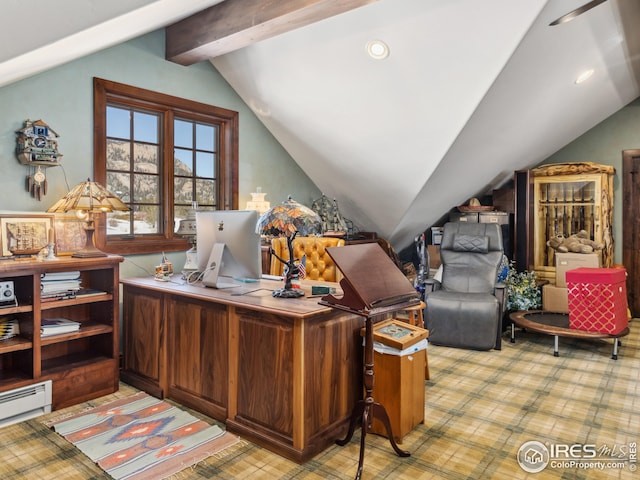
367, 319, 428, 442
319, 243, 421, 480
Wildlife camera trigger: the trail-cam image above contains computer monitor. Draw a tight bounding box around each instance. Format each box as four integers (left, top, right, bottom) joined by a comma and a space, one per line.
196, 210, 262, 287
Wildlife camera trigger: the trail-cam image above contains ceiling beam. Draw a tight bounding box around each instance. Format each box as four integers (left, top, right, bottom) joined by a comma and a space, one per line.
165, 0, 377, 65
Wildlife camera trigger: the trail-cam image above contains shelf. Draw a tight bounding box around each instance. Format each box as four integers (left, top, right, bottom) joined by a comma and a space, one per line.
40, 321, 113, 345
40, 293, 112, 310
0, 255, 123, 410
17, 159, 62, 167
0, 372, 34, 391
42, 353, 112, 376
0, 336, 33, 354
0, 305, 33, 315
537, 201, 595, 207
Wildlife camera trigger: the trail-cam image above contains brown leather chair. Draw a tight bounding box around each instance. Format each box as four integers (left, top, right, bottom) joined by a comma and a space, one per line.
270, 236, 345, 282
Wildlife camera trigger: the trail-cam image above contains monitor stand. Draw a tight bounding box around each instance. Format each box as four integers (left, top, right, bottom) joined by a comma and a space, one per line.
201, 243, 237, 289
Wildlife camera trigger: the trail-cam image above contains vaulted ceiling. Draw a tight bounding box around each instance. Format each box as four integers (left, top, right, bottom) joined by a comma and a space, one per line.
2, 0, 639, 250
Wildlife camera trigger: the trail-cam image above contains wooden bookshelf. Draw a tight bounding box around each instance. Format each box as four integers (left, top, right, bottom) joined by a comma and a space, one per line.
0, 255, 122, 409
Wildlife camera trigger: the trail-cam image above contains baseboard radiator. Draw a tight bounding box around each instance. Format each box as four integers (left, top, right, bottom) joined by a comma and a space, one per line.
0, 380, 52, 428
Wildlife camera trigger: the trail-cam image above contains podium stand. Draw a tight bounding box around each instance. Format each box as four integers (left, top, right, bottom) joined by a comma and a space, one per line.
319, 243, 421, 480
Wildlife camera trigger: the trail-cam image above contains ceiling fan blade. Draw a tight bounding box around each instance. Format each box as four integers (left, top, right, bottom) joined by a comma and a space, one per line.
549, 0, 608, 26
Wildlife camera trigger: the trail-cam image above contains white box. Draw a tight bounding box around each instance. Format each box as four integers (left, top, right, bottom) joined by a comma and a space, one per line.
555, 253, 600, 287
431, 227, 443, 246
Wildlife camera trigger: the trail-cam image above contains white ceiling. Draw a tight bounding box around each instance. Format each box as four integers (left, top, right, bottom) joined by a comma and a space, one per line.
2, 0, 639, 251
0, 0, 225, 86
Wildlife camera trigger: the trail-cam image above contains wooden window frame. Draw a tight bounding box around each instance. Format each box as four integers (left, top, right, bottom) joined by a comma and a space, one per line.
93, 77, 239, 256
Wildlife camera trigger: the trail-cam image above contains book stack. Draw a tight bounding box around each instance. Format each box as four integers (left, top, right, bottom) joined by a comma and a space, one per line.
0, 317, 20, 341
41, 318, 80, 337
41, 271, 81, 301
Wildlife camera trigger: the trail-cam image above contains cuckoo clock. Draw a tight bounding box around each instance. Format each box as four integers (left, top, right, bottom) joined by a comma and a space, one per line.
16, 119, 62, 200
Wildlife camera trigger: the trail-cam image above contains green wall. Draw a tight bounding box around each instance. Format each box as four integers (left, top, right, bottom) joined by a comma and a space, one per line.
2, 28, 638, 272
539, 97, 640, 264
0, 30, 320, 276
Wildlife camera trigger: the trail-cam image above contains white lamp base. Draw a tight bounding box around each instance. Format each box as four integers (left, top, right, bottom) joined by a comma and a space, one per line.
183, 248, 198, 271
182, 248, 199, 280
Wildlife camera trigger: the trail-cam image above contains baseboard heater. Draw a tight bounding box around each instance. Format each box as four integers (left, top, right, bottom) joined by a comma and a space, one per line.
0, 380, 52, 428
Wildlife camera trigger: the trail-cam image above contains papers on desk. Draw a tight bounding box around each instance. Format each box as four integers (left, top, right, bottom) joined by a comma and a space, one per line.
41, 271, 81, 281
41, 280, 81, 294
41, 318, 80, 337
261, 274, 284, 281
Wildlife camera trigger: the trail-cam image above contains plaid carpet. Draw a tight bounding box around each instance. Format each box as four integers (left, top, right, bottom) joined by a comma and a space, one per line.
0, 320, 637, 479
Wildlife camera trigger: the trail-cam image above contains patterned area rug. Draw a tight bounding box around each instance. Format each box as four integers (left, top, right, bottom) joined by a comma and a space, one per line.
47, 392, 241, 480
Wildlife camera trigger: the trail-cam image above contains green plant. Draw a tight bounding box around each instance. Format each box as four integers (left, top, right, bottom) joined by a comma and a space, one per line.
505, 263, 541, 311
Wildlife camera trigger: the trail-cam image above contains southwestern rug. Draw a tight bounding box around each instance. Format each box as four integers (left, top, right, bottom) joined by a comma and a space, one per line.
46, 392, 241, 480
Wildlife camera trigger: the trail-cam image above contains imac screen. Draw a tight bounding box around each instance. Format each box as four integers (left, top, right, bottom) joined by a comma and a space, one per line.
196, 210, 262, 281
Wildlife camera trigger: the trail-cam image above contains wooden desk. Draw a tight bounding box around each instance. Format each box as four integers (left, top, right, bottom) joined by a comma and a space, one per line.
120, 277, 363, 463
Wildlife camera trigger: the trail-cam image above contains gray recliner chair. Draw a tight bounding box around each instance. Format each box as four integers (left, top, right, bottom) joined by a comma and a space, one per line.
424, 222, 506, 350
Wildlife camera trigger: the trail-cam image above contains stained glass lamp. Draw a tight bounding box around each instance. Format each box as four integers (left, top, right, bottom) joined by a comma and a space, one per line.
256, 196, 323, 297
48, 178, 129, 257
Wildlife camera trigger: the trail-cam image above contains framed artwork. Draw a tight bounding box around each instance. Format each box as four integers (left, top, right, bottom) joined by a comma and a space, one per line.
372, 319, 429, 350
0, 213, 54, 257
53, 216, 87, 256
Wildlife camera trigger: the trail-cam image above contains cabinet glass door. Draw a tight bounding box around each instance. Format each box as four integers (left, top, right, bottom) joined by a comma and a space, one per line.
533, 175, 601, 277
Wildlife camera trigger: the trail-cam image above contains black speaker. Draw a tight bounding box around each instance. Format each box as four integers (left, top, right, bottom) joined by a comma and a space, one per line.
514, 170, 532, 272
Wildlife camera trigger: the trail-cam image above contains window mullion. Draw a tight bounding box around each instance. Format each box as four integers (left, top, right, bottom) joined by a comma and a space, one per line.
128, 110, 136, 235
164, 110, 175, 236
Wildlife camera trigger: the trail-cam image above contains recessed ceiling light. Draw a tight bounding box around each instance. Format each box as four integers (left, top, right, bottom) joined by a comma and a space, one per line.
366, 40, 389, 60
575, 69, 594, 84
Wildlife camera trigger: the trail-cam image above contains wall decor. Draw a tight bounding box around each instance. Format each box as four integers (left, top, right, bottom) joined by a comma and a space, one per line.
16, 119, 62, 200
53, 216, 87, 256
0, 213, 54, 257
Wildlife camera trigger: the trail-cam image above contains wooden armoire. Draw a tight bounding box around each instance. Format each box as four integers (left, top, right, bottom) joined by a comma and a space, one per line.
514, 162, 615, 283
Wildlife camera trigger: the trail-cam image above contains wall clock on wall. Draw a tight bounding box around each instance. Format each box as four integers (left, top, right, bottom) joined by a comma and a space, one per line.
16, 119, 62, 200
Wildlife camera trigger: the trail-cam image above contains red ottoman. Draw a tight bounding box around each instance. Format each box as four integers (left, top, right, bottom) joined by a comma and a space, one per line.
566, 267, 628, 334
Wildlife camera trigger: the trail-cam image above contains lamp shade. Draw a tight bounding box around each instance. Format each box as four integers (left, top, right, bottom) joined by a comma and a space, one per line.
257, 196, 322, 236
176, 218, 197, 237
176, 202, 198, 237
47, 178, 129, 258
47, 178, 129, 214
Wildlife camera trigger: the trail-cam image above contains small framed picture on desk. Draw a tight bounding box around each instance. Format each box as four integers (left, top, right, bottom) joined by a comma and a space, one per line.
53, 216, 87, 256
368, 319, 428, 350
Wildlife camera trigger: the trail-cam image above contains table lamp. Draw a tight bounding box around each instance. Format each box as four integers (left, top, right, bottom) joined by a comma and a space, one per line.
245, 187, 271, 215
47, 178, 129, 257
256, 196, 323, 297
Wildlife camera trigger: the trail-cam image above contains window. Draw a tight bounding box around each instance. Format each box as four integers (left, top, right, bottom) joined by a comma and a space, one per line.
93, 78, 239, 255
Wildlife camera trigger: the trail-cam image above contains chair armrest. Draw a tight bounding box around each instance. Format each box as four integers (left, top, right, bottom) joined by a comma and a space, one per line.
425, 278, 441, 292
494, 282, 507, 312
